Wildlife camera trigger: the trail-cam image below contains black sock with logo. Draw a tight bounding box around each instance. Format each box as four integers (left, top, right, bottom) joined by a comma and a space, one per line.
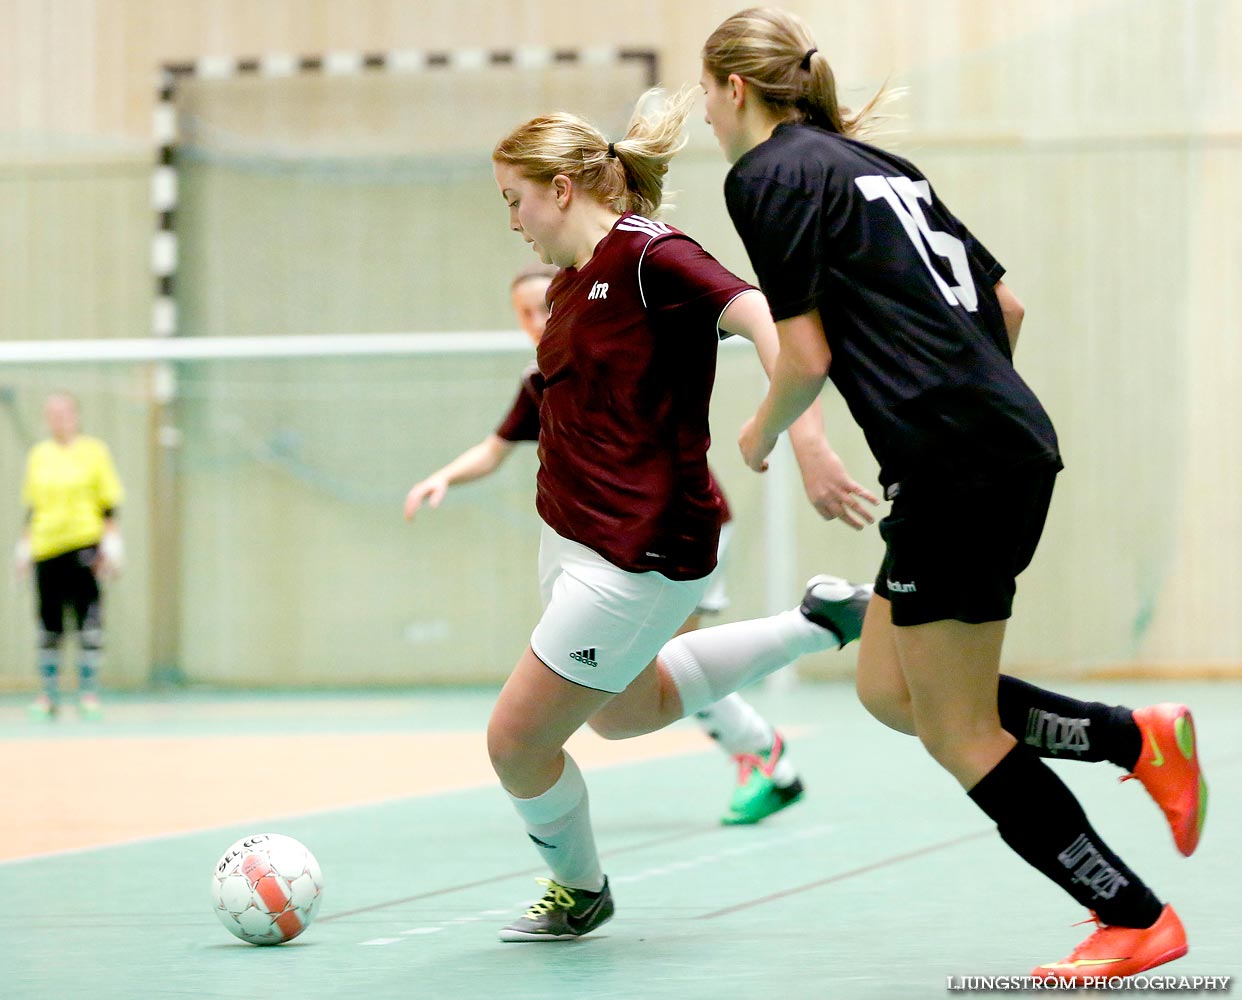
968, 745, 1163, 928
997, 675, 1142, 769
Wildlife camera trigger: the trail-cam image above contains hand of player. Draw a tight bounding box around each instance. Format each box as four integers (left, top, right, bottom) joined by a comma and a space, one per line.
791, 440, 878, 528
403, 476, 449, 521
13, 538, 31, 582
97, 530, 124, 579
738, 416, 778, 473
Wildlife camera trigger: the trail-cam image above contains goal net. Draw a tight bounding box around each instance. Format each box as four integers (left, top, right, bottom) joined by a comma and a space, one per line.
0, 334, 801, 689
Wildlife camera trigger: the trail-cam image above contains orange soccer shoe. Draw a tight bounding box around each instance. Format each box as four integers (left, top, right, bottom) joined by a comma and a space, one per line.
1123, 703, 1207, 857
1033, 904, 1188, 983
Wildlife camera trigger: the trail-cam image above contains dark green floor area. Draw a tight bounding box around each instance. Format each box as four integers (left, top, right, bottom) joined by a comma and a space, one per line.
2, 681, 1238, 999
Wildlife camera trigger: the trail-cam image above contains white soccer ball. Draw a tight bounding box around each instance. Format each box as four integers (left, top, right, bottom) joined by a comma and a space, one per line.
210, 833, 324, 945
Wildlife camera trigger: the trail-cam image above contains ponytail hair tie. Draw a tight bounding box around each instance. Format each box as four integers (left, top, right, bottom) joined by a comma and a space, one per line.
800, 48, 818, 71
606, 142, 616, 158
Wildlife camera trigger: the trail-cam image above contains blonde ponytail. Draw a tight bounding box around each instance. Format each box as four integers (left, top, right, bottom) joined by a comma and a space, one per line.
702, 6, 897, 141
492, 87, 695, 217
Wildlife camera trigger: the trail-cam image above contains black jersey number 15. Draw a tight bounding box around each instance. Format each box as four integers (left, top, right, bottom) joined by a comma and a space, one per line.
855, 175, 979, 313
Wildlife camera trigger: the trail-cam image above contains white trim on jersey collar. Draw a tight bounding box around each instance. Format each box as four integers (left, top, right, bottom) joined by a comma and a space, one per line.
623, 215, 675, 309
634, 233, 658, 309
616, 214, 672, 237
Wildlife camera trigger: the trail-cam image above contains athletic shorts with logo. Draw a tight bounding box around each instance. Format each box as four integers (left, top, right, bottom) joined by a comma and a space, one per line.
695, 520, 733, 615
875, 468, 1058, 626
530, 524, 710, 693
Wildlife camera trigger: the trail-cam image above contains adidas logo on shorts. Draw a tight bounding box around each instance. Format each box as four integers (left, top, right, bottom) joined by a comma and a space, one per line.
570, 647, 598, 668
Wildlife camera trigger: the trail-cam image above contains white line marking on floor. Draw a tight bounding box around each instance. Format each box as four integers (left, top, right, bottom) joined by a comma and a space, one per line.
355, 823, 834, 945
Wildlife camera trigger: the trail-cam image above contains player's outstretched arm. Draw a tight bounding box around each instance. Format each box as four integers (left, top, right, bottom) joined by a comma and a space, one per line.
718, 289, 780, 370
786, 415, 878, 529
403, 435, 515, 521
96, 517, 124, 578
721, 293, 873, 524
13, 531, 31, 581
739, 309, 831, 469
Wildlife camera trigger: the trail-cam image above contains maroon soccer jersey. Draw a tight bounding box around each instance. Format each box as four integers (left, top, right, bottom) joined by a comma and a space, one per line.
495, 362, 543, 443
494, 362, 735, 518
535, 213, 752, 580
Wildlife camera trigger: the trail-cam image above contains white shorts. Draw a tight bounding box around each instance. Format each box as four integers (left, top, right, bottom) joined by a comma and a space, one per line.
695, 520, 733, 615
530, 524, 710, 693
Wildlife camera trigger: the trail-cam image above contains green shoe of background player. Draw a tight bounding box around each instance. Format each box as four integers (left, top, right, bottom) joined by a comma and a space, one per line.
722, 732, 805, 826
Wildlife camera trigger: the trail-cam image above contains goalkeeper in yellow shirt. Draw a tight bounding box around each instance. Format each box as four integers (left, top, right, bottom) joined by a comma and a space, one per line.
15, 392, 124, 720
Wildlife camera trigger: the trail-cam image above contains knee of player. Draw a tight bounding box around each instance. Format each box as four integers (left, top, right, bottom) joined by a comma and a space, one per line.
80, 627, 104, 651
486, 717, 541, 780
912, 721, 986, 771
38, 629, 64, 651
485, 720, 514, 770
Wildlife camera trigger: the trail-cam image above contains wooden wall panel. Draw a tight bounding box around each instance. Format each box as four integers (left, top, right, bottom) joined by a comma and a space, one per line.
1, 0, 1238, 684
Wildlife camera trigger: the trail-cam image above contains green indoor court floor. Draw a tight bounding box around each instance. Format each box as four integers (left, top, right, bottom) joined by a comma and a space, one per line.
1, 681, 1238, 1000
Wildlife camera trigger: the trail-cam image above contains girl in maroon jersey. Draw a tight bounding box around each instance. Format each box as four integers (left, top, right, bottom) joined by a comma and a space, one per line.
484, 88, 875, 941
404, 263, 814, 826
703, 6, 1202, 979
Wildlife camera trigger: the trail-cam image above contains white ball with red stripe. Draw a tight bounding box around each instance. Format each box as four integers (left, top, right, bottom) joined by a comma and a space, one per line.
211, 833, 324, 945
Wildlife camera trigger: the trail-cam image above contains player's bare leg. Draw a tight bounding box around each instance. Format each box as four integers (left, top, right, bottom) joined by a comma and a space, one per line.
884, 612, 1181, 979
588, 577, 868, 741
488, 647, 616, 942
858, 594, 1207, 855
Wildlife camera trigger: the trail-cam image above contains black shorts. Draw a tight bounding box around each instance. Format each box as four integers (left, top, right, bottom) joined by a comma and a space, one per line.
874, 469, 1058, 626
35, 546, 102, 636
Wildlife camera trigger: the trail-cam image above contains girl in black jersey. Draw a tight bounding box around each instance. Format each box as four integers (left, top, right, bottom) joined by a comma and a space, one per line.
701, 6, 1204, 981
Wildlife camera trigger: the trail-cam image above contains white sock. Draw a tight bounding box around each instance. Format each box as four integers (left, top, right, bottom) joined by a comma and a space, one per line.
660, 609, 836, 718
694, 694, 798, 786
507, 753, 604, 892
694, 694, 773, 756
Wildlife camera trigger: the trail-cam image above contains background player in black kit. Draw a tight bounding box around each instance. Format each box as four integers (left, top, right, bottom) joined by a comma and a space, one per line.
701, 6, 1205, 982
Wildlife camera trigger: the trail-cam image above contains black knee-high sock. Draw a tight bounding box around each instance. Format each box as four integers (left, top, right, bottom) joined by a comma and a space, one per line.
969, 745, 1163, 928
997, 675, 1142, 769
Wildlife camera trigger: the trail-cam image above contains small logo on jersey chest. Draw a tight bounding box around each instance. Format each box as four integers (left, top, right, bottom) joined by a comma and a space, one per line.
587, 281, 609, 300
